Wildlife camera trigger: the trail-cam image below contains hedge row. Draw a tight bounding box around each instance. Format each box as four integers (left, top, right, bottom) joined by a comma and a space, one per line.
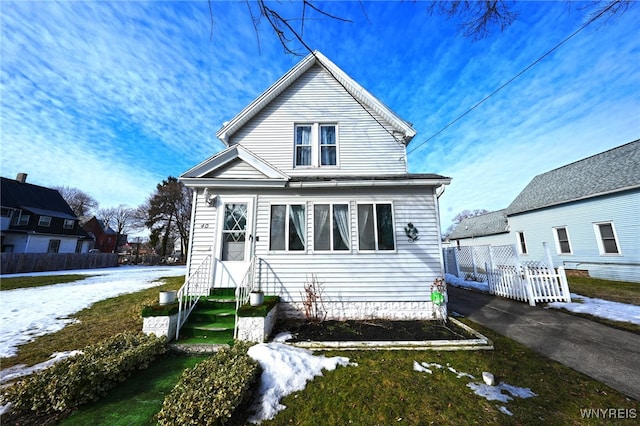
1, 332, 167, 415
157, 342, 261, 426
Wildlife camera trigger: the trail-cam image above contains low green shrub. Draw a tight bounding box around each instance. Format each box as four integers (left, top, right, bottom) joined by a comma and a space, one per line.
141, 302, 180, 317
156, 342, 260, 426
1, 332, 167, 415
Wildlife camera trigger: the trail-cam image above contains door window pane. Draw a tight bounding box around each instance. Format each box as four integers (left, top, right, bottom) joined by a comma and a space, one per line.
222, 203, 247, 261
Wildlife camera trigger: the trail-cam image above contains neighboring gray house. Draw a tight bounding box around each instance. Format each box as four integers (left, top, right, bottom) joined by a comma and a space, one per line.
179, 51, 451, 320
448, 140, 640, 283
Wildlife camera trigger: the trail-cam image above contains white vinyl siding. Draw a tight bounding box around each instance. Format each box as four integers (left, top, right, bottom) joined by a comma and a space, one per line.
208, 159, 268, 179
249, 187, 442, 303
229, 66, 407, 176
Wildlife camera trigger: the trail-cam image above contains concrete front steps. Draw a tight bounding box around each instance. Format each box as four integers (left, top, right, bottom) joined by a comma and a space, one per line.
176, 288, 237, 346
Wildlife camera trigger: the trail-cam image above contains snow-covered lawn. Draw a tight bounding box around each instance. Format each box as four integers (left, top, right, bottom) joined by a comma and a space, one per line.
0, 265, 185, 358
445, 273, 640, 325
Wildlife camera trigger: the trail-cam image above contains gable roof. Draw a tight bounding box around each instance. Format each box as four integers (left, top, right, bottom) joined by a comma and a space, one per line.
180, 145, 289, 187
506, 139, 640, 215
1, 176, 77, 220
216, 51, 416, 145
448, 210, 509, 240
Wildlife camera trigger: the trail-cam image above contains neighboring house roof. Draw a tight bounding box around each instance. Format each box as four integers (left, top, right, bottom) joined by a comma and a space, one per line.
215, 50, 417, 145
448, 210, 509, 240
506, 139, 640, 215
0, 176, 77, 220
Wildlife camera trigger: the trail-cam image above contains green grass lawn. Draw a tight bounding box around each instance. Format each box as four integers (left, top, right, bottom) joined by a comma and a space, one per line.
567, 276, 640, 306
0, 274, 91, 291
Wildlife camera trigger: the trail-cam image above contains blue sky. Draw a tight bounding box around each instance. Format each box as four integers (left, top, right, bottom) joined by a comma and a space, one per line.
1, 1, 638, 232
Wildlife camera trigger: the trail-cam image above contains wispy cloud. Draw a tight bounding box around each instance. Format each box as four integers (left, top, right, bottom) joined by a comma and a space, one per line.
1, 1, 638, 232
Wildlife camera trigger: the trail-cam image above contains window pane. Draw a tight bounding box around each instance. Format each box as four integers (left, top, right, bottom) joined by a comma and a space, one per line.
314, 204, 330, 251
358, 204, 375, 250
321, 126, 335, 145
599, 223, 614, 239
295, 126, 312, 166
296, 146, 311, 166
559, 241, 571, 253
603, 238, 619, 254
289, 205, 305, 251
376, 204, 394, 250
270, 205, 286, 251
333, 204, 349, 250
321, 146, 336, 166
598, 224, 619, 254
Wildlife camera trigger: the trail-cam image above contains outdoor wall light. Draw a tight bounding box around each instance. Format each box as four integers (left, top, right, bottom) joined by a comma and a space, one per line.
203, 188, 217, 207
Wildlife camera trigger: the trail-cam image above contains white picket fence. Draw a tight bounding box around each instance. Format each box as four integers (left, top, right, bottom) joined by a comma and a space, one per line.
444, 243, 572, 306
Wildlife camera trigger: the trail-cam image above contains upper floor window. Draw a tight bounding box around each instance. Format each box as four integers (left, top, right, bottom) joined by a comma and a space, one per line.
553, 227, 572, 254
314, 204, 349, 251
594, 222, 620, 255
357, 203, 395, 251
11, 211, 30, 226
38, 216, 52, 227
516, 231, 528, 255
294, 123, 338, 167
270, 204, 306, 251
64, 219, 75, 230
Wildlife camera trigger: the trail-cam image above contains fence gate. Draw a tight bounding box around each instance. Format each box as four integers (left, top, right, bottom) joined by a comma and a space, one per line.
444, 243, 571, 306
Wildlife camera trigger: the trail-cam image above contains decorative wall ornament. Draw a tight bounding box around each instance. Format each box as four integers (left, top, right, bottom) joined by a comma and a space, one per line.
404, 222, 420, 242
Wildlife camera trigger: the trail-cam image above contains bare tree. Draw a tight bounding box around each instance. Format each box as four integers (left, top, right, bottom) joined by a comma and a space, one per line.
443, 208, 490, 240
97, 204, 135, 253
143, 177, 192, 258
428, 0, 632, 40
53, 186, 98, 217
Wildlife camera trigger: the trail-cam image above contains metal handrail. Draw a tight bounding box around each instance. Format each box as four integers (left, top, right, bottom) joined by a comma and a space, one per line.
175, 255, 212, 340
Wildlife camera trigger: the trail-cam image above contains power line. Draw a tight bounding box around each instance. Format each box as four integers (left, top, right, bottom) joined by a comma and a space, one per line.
405, 0, 622, 158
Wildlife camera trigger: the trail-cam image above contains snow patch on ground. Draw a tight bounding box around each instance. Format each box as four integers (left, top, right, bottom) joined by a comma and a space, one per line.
247, 342, 354, 424
0, 265, 185, 357
445, 273, 490, 293
547, 293, 640, 325
414, 361, 536, 415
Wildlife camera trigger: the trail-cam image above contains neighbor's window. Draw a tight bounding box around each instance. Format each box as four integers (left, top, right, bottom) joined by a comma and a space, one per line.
75, 240, 83, 253
270, 204, 306, 251
314, 204, 349, 251
595, 222, 620, 255
554, 227, 572, 254
64, 219, 75, 230
516, 231, 528, 254
294, 123, 338, 167
357, 203, 395, 251
38, 216, 52, 227
295, 125, 312, 166
11, 211, 30, 226
47, 239, 61, 253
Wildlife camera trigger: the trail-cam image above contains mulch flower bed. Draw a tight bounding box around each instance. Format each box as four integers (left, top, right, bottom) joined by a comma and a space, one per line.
272, 319, 476, 342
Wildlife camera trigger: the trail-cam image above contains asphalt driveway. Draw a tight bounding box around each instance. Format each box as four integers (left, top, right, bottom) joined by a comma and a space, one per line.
448, 286, 640, 401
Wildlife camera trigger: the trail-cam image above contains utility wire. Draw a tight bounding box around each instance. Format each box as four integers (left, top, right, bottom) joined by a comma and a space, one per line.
405, 0, 621, 158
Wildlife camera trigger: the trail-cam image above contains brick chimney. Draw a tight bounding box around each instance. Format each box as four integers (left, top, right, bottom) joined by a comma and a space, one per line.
16, 173, 28, 183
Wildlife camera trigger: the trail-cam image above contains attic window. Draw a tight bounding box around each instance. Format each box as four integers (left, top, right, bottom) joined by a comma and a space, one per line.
294, 123, 338, 167
64, 219, 75, 230
11, 211, 30, 226
38, 216, 52, 227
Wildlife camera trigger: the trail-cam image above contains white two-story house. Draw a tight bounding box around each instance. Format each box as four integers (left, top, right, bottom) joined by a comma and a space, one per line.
179, 51, 451, 320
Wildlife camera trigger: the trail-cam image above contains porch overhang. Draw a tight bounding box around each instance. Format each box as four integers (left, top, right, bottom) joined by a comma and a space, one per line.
286, 174, 451, 189
179, 178, 288, 189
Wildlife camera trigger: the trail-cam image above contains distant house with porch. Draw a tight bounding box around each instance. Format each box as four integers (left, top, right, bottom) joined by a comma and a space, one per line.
448, 140, 640, 283
179, 51, 451, 321
1, 174, 91, 253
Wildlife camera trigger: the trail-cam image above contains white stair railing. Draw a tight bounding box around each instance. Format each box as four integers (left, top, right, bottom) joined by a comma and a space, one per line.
234, 256, 256, 339
175, 255, 212, 340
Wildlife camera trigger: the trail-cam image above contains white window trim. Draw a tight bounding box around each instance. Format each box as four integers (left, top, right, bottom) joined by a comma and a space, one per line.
311, 202, 351, 253
293, 123, 339, 168
593, 221, 622, 256
553, 226, 573, 255
356, 202, 397, 253
516, 231, 528, 255
268, 203, 307, 252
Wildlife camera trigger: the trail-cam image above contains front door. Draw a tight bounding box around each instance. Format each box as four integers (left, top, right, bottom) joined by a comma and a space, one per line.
216, 198, 254, 288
